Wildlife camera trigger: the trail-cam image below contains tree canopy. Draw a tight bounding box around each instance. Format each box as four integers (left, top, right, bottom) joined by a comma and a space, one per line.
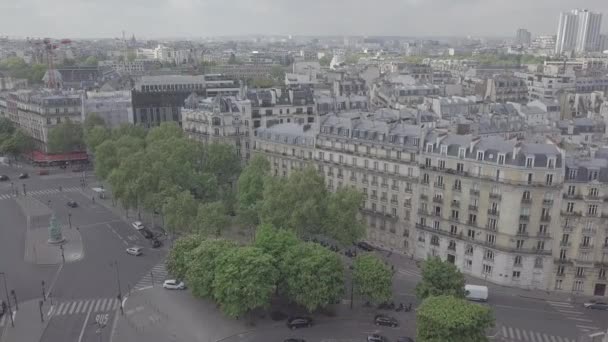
416, 295, 494, 342
166, 235, 205, 280
186, 239, 237, 299
415, 257, 466, 300
47, 120, 85, 153
353, 254, 392, 305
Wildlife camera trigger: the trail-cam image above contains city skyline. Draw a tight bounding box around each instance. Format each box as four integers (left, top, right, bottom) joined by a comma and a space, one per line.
1, 0, 608, 39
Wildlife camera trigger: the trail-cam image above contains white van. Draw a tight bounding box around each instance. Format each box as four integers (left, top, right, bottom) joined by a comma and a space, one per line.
465, 284, 488, 302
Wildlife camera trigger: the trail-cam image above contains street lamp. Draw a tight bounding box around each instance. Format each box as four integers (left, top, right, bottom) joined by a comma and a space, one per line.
68, 213, 72, 229
22, 183, 26, 195
10, 290, 17, 310
0, 272, 15, 327
41, 280, 46, 301
59, 245, 65, 263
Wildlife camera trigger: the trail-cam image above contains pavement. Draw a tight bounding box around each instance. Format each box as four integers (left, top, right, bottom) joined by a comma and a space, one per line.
0, 299, 53, 342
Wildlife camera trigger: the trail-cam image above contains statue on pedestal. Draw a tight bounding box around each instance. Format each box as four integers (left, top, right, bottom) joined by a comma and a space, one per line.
47, 214, 65, 244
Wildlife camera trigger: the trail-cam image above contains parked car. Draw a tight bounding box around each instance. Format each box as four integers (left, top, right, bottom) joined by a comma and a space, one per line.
38, 170, 49, 175
18, 173, 28, 179
67, 201, 78, 208
356, 241, 374, 251
163, 280, 185, 290
286, 317, 313, 330
583, 302, 608, 310
126, 247, 143, 256
131, 221, 144, 230
0, 175, 8, 181
72, 167, 85, 173
374, 314, 399, 327
367, 334, 387, 342
284, 339, 306, 342
139, 228, 154, 239
151, 239, 162, 248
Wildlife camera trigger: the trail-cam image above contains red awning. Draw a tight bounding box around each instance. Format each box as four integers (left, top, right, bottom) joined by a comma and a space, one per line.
30, 150, 88, 163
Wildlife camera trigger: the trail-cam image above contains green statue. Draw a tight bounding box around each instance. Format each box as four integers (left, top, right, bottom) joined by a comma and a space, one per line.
48, 214, 64, 244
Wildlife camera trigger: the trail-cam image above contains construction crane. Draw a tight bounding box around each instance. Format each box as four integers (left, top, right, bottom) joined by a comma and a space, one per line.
39, 38, 72, 89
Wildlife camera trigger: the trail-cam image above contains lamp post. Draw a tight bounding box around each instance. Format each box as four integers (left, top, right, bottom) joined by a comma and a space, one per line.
22, 183, 26, 195
41, 280, 46, 301
68, 213, 72, 229
110, 261, 123, 315
59, 244, 65, 263
10, 290, 17, 310
0, 272, 15, 327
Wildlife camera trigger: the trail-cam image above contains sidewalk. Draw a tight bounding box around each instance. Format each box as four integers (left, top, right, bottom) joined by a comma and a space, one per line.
0, 299, 53, 342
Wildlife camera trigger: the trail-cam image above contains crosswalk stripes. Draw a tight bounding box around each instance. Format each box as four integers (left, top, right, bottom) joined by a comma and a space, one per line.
396, 268, 421, 278
0, 186, 81, 201
500, 325, 576, 342
133, 261, 169, 290
52, 297, 120, 316
546, 300, 600, 333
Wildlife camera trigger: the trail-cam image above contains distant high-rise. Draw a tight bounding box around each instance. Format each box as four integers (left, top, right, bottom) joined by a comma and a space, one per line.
574, 9, 603, 53
515, 28, 532, 46
555, 9, 603, 55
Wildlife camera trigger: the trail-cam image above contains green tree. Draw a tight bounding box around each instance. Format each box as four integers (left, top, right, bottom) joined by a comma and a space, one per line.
84, 125, 110, 153
319, 54, 333, 67
195, 201, 230, 237
213, 247, 278, 318
237, 155, 270, 228
416, 295, 494, 342
0, 117, 15, 135
47, 120, 85, 153
163, 190, 199, 234
353, 254, 392, 305
83, 113, 106, 132
415, 257, 466, 300
282, 242, 344, 312
1, 129, 34, 158
325, 187, 365, 245
166, 234, 205, 280
186, 239, 237, 299
270, 65, 285, 82
201, 143, 241, 185
84, 56, 98, 66
28, 64, 47, 83
260, 167, 328, 237
254, 223, 299, 266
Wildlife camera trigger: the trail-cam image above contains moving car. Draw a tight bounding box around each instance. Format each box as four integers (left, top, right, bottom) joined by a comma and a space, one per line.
356, 241, 375, 251
139, 228, 154, 239
18, 173, 28, 179
126, 247, 143, 256
286, 316, 313, 329
374, 314, 399, 327
67, 201, 78, 208
583, 302, 608, 310
131, 221, 144, 230
464, 284, 489, 302
367, 334, 387, 342
163, 280, 185, 290
0, 175, 9, 181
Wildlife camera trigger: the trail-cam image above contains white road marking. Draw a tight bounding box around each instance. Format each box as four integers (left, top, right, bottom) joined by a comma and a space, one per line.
546, 301, 572, 307
68, 301, 77, 314
93, 299, 102, 312
56, 303, 65, 315
568, 317, 593, 322
75, 301, 83, 313
77, 303, 93, 342
556, 309, 582, 314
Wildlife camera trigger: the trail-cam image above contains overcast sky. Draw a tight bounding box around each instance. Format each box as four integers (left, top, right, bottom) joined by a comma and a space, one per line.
1, 0, 607, 39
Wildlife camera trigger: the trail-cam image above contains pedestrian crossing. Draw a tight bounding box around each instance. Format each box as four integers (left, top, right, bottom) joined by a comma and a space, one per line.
499, 325, 575, 342
0, 186, 80, 200
52, 297, 120, 316
546, 300, 601, 334
396, 268, 421, 278
133, 262, 169, 291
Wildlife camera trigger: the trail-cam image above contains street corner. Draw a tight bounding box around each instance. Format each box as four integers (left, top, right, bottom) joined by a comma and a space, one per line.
24, 224, 84, 265
0, 299, 53, 342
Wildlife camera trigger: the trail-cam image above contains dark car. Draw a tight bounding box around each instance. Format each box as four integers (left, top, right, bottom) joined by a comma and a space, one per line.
67, 201, 78, 208
284, 339, 306, 342
151, 239, 162, 248
584, 302, 608, 310
140, 228, 154, 239
367, 334, 387, 342
18, 173, 28, 179
374, 314, 399, 327
286, 316, 313, 330
0, 175, 8, 181
356, 241, 374, 251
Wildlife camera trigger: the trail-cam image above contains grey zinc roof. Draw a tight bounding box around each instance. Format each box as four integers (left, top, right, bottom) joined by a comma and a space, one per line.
476, 135, 516, 154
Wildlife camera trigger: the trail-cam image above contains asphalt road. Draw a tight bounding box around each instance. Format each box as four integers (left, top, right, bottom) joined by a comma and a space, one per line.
0, 164, 166, 342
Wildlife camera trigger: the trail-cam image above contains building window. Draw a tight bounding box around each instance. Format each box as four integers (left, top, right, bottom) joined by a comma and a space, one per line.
464, 259, 472, 270
555, 279, 563, 290
526, 157, 533, 168
467, 229, 475, 240
450, 225, 458, 235
477, 151, 484, 160
516, 239, 524, 249
514, 256, 522, 266
537, 241, 545, 250
545, 174, 553, 186
588, 205, 598, 216
574, 280, 584, 292
430, 236, 439, 246
465, 244, 473, 255
566, 202, 574, 213
522, 191, 530, 200
559, 249, 567, 260
512, 271, 521, 279
482, 264, 493, 275
484, 249, 494, 261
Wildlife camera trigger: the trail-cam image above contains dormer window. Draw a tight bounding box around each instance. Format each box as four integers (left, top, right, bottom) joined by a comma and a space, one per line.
497, 154, 505, 165
458, 148, 465, 159
440, 145, 447, 155
426, 143, 433, 153
477, 151, 484, 161
526, 157, 534, 168
547, 158, 555, 169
